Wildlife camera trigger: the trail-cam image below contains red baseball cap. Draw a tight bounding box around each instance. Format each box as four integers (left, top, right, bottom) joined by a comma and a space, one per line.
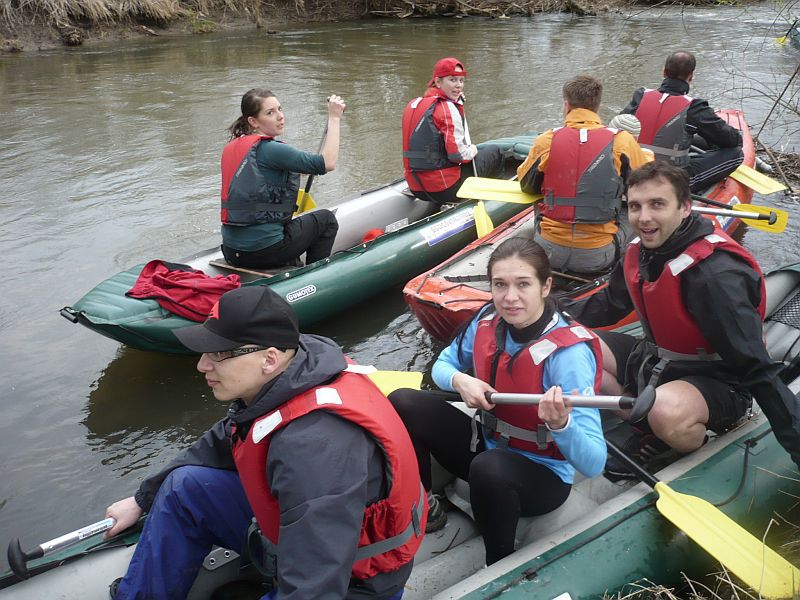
428, 57, 468, 87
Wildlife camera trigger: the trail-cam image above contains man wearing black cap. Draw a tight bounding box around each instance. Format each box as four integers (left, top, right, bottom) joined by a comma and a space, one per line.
105, 286, 426, 599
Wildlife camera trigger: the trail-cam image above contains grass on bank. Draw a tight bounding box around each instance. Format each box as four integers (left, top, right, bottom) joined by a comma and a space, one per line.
1, 0, 734, 36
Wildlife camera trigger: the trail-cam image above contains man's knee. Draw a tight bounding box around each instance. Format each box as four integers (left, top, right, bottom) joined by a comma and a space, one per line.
648, 382, 707, 438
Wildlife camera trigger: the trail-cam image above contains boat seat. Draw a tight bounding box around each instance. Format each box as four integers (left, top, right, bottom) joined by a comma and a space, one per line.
207, 259, 301, 278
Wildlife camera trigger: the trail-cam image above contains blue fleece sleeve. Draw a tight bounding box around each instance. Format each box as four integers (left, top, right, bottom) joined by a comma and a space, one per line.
542, 343, 607, 478
432, 317, 480, 391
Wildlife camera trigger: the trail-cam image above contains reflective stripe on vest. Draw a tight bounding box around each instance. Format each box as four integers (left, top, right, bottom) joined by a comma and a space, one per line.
623, 229, 766, 358
472, 314, 603, 457
540, 127, 624, 224
635, 89, 693, 167
231, 367, 426, 581
220, 135, 298, 226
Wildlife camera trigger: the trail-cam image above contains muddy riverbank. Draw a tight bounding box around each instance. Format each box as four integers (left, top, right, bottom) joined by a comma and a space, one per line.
1, 0, 726, 52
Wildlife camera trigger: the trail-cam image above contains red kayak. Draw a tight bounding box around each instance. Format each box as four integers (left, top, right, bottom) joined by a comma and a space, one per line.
404, 109, 755, 342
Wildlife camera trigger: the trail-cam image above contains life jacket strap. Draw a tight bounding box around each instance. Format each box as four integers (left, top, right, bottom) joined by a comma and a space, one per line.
477, 410, 553, 449
353, 483, 426, 561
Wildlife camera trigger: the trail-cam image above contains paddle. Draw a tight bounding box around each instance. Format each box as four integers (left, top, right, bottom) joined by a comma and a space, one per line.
487, 386, 656, 423
692, 193, 788, 233
457, 177, 543, 204
776, 18, 798, 44
461, 111, 495, 237
457, 178, 785, 233
606, 441, 800, 598
7, 518, 116, 580
294, 125, 327, 216
690, 145, 786, 195
692, 206, 785, 234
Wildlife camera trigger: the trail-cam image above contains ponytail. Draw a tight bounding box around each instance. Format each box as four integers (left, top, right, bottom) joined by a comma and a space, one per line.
227, 88, 276, 140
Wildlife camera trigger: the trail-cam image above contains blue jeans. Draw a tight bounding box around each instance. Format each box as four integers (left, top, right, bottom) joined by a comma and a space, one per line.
114, 466, 406, 600
115, 466, 253, 600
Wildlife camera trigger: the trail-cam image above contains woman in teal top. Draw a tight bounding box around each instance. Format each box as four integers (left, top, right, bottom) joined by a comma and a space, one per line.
220, 89, 344, 269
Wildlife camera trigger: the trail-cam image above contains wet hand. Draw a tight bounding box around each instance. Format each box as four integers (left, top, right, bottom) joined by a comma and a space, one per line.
327, 94, 346, 118
452, 373, 496, 411
538, 386, 571, 430
105, 496, 143, 538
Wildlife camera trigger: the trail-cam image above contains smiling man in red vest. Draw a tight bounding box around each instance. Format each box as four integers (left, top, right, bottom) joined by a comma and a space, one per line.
517, 75, 649, 275
620, 51, 743, 193
104, 286, 426, 599
561, 161, 800, 479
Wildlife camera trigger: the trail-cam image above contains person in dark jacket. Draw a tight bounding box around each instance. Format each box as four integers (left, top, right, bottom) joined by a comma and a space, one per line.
621, 51, 743, 193
561, 161, 800, 479
105, 287, 425, 599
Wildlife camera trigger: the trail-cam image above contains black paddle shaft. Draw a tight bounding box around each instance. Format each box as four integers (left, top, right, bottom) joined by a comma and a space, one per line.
303, 124, 329, 194
606, 440, 659, 488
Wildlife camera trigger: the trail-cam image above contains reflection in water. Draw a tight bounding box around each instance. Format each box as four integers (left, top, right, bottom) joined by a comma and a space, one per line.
1, 6, 799, 571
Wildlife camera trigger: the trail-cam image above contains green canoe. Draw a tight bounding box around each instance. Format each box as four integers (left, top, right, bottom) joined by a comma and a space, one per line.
60, 136, 535, 355
5, 264, 800, 599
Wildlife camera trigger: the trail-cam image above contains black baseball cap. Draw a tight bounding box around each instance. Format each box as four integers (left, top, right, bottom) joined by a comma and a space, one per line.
175, 286, 299, 353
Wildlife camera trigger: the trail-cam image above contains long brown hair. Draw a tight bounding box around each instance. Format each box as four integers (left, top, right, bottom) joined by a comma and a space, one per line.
228, 88, 276, 140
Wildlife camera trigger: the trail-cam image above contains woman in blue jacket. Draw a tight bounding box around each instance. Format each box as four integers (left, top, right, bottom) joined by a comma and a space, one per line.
390, 237, 606, 565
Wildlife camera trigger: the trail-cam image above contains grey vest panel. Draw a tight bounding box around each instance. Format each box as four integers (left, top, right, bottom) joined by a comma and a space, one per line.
226, 143, 299, 227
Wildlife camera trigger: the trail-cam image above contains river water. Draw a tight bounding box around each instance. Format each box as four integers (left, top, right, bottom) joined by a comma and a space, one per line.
1, 5, 798, 576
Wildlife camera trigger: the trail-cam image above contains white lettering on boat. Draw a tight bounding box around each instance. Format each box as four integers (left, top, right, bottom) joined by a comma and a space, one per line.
385, 218, 409, 233
421, 209, 475, 246
286, 284, 317, 303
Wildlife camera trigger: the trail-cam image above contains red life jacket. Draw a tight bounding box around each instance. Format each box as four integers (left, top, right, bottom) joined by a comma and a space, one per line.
231, 367, 426, 581
220, 135, 298, 226
402, 94, 462, 193
540, 127, 623, 225
624, 228, 766, 358
472, 314, 603, 457
634, 89, 693, 167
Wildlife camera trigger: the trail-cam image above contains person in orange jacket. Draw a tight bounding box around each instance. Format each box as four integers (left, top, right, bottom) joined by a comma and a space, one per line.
517, 75, 650, 274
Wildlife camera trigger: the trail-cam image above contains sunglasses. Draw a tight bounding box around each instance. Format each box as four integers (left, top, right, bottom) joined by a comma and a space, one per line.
206, 346, 268, 362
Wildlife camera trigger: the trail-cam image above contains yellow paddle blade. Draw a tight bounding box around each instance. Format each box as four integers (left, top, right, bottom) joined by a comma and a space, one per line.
654, 482, 800, 598
457, 177, 543, 204
777, 35, 788, 44
294, 190, 317, 216
474, 201, 495, 237
367, 370, 423, 396
733, 203, 789, 233
730, 164, 787, 195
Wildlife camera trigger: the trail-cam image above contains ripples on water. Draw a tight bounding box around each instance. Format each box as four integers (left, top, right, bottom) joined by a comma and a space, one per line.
0, 6, 798, 570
